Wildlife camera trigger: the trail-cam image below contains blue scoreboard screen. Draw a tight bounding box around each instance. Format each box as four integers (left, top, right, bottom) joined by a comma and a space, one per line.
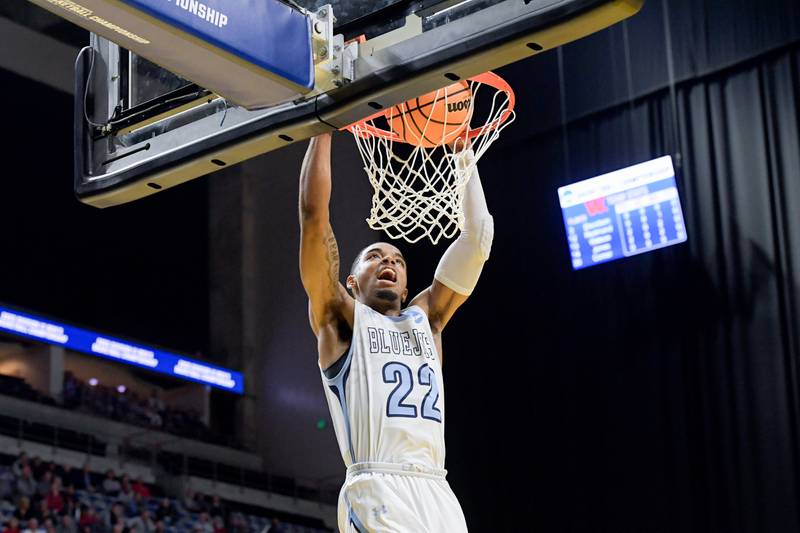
558, 156, 688, 270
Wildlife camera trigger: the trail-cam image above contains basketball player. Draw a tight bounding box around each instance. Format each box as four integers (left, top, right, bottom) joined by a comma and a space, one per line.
298, 132, 493, 532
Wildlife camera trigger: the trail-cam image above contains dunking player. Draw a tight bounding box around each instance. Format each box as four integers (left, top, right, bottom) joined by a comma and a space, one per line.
298, 133, 493, 532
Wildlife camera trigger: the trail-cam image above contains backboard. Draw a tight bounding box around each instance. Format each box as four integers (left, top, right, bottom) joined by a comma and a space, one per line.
69, 0, 644, 207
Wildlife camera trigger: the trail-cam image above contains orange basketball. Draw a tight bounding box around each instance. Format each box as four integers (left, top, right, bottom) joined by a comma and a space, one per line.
386, 81, 473, 148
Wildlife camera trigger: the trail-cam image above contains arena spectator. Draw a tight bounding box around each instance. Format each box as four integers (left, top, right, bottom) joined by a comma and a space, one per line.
111, 387, 130, 422
44, 479, 63, 514
227, 514, 247, 533
145, 410, 162, 429
101, 471, 120, 498
57, 515, 77, 533
195, 493, 210, 514
123, 492, 137, 518
11, 454, 29, 478
14, 496, 36, 524
14, 497, 35, 522
208, 496, 225, 521
211, 516, 225, 533
264, 519, 284, 533
130, 479, 149, 500
61, 466, 80, 491
147, 391, 164, 413
21, 518, 44, 533
0, 468, 14, 502
181, 490, 199, 513
30, 459, 46, 481
116, 476, 133, 506
41, 518, 55, 533
154, 499, 174, 524
62, 372, 79, 408
195, 513, 212, 533
76, 465, 93, 493
15, 466, 37, 500
61, 485, 77, 517
126, 508, 154, 533
106, 503, 125, 530
2, 517, 20, 533
36, 498, 54, 524
77, 504, 99, 530
36, 472, 52, 499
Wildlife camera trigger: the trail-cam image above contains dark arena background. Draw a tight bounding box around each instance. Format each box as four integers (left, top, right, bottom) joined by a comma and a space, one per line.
2, 0, 800, 532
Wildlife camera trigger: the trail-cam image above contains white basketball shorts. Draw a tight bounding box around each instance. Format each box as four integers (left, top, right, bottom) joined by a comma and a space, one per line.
338, 462, 468, 532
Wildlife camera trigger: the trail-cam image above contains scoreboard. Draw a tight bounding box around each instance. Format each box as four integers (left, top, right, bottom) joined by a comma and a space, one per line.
558, 156, 688, 270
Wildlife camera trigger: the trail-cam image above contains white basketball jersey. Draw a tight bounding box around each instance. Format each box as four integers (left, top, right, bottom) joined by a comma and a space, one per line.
321, 300, 446, 470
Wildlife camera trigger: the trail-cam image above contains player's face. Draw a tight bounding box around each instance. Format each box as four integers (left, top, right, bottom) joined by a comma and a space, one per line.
348, 242, 409, 306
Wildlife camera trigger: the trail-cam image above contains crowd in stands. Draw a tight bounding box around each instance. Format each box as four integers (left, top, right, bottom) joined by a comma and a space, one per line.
0, 370, 236, 448
0, 372, 334, 510
61, 373, 222, 445
0, 454, 310, 533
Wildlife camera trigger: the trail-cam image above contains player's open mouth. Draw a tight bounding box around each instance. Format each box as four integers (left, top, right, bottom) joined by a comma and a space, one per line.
377, 268, 397, 282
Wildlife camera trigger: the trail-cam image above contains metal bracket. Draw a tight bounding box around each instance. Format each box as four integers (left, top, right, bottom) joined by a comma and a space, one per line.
310, 5, 348, 92
360, 14, 423, 57
341, 39, 358, 86
311, 4, 334, 64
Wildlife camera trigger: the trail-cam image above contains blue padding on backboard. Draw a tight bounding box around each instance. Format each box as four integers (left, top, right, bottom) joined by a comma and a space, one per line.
121, 0, 313, 90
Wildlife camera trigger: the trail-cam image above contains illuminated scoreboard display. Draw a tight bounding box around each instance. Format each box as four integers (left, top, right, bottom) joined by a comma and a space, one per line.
558, 156, 688, 270
0, 305, 244, 394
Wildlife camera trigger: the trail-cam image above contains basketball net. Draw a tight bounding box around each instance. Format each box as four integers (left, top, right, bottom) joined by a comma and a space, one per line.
345, 71, 516, 244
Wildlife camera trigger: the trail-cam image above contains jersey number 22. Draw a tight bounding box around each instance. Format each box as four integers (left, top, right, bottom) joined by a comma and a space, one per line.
382, 362, 442, 422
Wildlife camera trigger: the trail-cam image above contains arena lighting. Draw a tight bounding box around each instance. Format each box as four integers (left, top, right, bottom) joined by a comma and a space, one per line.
558, 156, 688, 270
89, 378, 99, 386
0, 304, 244, 394
117, 385, 126, 393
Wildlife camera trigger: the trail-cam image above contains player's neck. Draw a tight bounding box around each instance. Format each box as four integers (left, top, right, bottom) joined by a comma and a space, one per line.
365, 300, 403, 316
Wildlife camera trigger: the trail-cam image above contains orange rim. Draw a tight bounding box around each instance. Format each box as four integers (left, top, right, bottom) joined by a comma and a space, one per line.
343, 71, 515, 144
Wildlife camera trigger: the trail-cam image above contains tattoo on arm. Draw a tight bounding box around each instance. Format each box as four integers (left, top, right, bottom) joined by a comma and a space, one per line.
324, 225, 340, 294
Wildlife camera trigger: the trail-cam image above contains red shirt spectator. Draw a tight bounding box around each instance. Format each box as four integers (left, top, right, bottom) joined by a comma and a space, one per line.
131, 478, 150, 499
78, 506, 99, 529
212, 516, 226, 533
2, 517, 21, 533
45, 487, 63, 514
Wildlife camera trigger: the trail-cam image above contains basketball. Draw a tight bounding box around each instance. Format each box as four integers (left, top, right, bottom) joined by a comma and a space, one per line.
386, 81, 473, 148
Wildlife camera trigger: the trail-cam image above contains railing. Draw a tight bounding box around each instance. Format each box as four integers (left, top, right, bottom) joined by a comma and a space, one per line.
119, 437, 340, 506
0, 409, 339, 506
0, 412, 107, 456
0, 391, 261, 471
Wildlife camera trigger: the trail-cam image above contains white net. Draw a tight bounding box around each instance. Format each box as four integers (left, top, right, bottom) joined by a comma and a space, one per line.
347, 74, 516, 244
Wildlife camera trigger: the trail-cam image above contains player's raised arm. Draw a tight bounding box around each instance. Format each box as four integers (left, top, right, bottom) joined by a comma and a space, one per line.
298, 134, 354, 338
410, 148, 493, 332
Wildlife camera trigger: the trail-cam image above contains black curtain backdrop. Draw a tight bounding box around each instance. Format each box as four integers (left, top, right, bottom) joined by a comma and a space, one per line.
412, 41, 800, 533
506, 0, 800, 139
